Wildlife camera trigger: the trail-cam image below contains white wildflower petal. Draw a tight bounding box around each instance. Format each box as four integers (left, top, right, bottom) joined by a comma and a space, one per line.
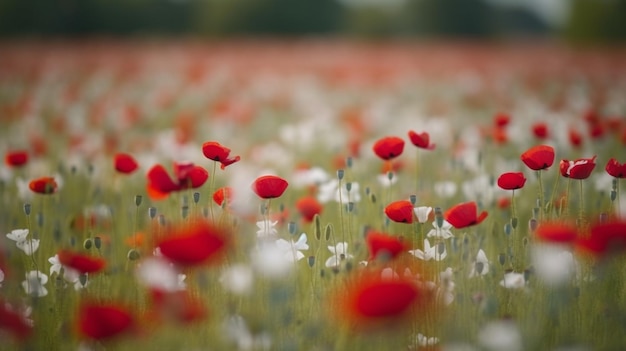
499, 272, 526, 289
413, 206, 433, 223
16, 239, 40, 256
256, 220, 278, 238
478, 320, 523, 351
252, 243, 292, 279
6, 229, 29, 242
325, 242, 352, 268
220, 264, 254, 295
136, 257, 184, 292
531, 244, 577, 286
22, 270, 48, 297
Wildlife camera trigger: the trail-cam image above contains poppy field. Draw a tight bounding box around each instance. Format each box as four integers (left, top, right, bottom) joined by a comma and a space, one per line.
1, 40, 626, 351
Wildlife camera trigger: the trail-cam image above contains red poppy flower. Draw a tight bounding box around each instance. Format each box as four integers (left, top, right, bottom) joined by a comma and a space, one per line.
372, 136, 405, 160
0, 300, 32, 341
251, 175, 288, 199
28, 177, 57, 194
606, 158, 626, 178
366, 231, 408, 261
576, 220, 626, 256
491, 112, 509, 127
149, 290, 207, 324
497, 172, 527, 190
384, 200, 414, 223
560, 156, 596, 179
407, 130, 435, 150
202, 141, 241, 169
296, 196, 323, 222
535, 222, 578, 244
114, 153, 139, 174
157, 220, 228, 267
569, 128, 583, 148
5, 150, 28, 167
213, 186, 233, 207
58, 249, 106, 274
531, 122, 549, 139
444, 202, 488, 229
332, 273, 428, 330
520, 145, 555, 171
147, 162, 208, 199
77, 302, 134, 340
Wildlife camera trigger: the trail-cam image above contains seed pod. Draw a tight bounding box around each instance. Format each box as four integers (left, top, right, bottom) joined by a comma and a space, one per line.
308, 256, 315, 268
511, 217, 518, 229
324, 223, 333, 241
24, 203, 31, 216
135, 195, 143, 207
83, 238, 93, 250
148, 207, 157, 219
127, 249, 140, 261
193, 192, 200, 204
94, 236, 102, 249
337, 169, 344, 180
314, 214, 321, 241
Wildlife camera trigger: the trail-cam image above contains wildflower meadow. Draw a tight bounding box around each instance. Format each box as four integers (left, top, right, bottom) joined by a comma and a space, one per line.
1, 41, 626, 351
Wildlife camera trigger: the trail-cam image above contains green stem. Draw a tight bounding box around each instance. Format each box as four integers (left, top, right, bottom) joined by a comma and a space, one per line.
537, 170, 545, 221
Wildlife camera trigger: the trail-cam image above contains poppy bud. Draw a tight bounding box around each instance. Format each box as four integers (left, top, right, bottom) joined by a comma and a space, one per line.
181, 205, 189, 219
24, 203, 31, 215
193, 192, 200, 204
325, 223, 333, 241
511, 217, 518, 229
127, 249, 140, 261
134, 195, 142, 207
84, 239, 93, 250
346, 157, 353, 168
288, 221, 297, 235
94, 236, 102, 249
499, 253, 506, 266
148, 207, 157, 219
409, 194, 417, 205
314, 214, 321, 241
308, 256, 315, 268
504, 223, 511, 236
337, 169, 344, 180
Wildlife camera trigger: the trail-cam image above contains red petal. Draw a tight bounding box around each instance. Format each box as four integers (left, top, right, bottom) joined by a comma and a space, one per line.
202, 141, 230, 162
157, 220, 228, 266
372, 136, 405, 160
252, 175, 288, 199
28, 177, 57, 194
384, 200, 414, 223
185, 166, 209, 189
521, 145, 555, 171
535, 222, 578, 243
147, 165, 180, 193
5, 150, 28, 167
78, 302, 134, 340
213, 186, 233, 206
366, 231, 407, 260
444, 201, 488, 229
497, 172, 526, 190
354, 279, 418, 318
296, 196, 323, 222
0, 301, 32, 341
114, 153, 139, 174
58, 249, 106, 274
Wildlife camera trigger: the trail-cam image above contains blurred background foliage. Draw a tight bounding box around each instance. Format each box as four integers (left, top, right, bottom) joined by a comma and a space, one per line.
0, 0, 624, 42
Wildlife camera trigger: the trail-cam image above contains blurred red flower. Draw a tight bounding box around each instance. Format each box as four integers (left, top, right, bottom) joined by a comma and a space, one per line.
213, 186, 233, 207
0, 300, 32, 341
493, 112, 510, 128
296, 196, 323, 222
372, 136, 405, 160
521, 145, 555, 171
5, 150, 28, 167
576, 220, 626, 257
77, 302, 134, 340
157, 219, 228, 267
252, 175, 288, 199
560, 156, 596, 179
531, 122, 549, 139
114, 153, 139, 174
58, 249, 106, 274
147, 162, 208, 199
366, 231, 407, 261
29, 177, 57, 194
407, 130, 435, 150
331, 273, 430, 331
605, 158, 626, 178
202, 141, 240, 170
569, 128, 583, 148
497, 172, 527, 190
535, 222, 578, 244
444, 201, 488, 229
384, 200, 414, 223
149, 289, 207, 325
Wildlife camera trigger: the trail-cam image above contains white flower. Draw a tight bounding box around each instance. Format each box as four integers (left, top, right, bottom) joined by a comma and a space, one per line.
136, 257, 187, 292
499, 272, 526, 289
377, 173, 398, 187
317, 179, 361, 203
22, 270, 48, 297
220, 264, 254, 295
252, 243, 292, 279
468, 249, 490, 278
292, 167, 329, 188
6, 228, 29, 242
427, 220, 454, 239
16, 239, 40, 256
224, 314, 272, 351
409, 239, 447, 261
478, 320, 523, 351
256, 220, 278, 238
48, 254, 80, 283
275, 233, 309, 262
325, 242, 353, 268
434, 181, 457, 198
413, 206, 432, 223
416, 333, 440, 347
531, 244, 577, 286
